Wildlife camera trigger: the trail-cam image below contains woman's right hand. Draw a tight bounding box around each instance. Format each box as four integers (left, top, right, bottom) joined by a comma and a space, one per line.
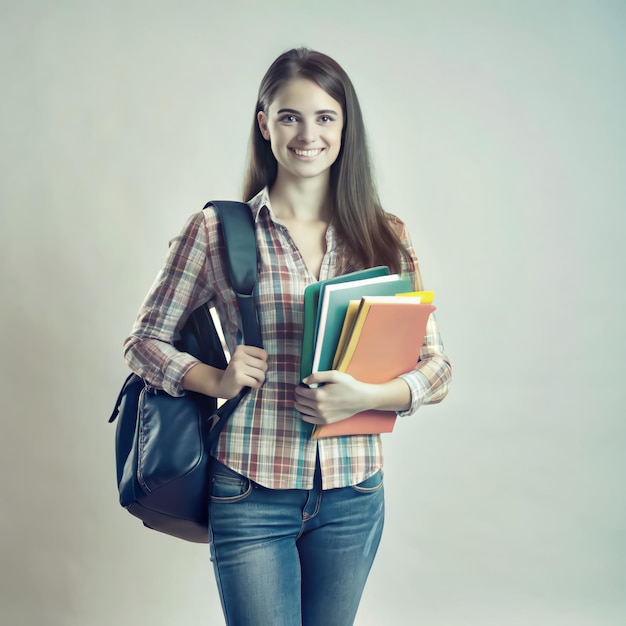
216, 345, 268, 399
182, 345, 268, 399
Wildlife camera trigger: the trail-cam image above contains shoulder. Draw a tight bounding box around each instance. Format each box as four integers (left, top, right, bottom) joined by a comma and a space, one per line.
170, 209, 215, 244
165, 206, 223, 259
173, 201, 238, 240
383, 210, 421, 282
383, 211, 409, 240
172, 199, 260, 250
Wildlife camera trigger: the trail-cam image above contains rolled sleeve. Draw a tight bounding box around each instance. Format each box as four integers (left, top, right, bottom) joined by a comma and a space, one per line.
397, 370, 430, 416
396, 310, 452, 417
123, 210, 216, 396
390, 221, 452, 417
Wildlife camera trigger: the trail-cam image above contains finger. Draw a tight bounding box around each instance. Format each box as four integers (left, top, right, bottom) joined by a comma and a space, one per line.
302, 370, 342, 386
294, 383, 317, 401
232, 373, 264, 391
228, 360, 267, 387
245, 365, 267, 385
299, 413, 325, 425
232, 352, 268, 373
246, 357, 269, 374
239, 345, 268, 360
293, 393, 318, 414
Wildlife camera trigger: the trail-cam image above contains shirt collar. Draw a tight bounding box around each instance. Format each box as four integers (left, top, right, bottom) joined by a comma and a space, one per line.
247, 186, 272, 223
247, 186, 336, 245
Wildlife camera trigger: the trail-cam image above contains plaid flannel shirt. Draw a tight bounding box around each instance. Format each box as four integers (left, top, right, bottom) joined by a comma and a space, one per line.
124, 188, 451, 489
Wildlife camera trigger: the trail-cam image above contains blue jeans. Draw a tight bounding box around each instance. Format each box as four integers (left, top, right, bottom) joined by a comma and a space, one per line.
208, 458, 385, 626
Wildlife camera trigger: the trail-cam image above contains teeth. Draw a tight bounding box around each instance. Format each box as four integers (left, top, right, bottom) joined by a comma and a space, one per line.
292, 148, 322, 157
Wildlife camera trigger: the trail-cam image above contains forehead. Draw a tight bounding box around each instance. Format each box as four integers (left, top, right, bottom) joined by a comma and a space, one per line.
269, 78, 342, 113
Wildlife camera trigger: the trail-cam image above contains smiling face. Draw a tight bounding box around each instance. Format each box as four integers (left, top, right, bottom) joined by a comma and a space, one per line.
257, 78, 344, 185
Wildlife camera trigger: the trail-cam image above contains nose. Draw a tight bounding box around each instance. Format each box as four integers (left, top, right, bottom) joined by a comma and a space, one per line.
297, 120, 317, 144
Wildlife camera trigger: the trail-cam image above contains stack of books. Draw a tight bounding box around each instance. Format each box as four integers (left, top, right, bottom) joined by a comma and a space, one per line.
301, 267, 435, 439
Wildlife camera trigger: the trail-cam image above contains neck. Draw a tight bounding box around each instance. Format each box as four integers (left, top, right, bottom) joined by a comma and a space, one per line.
269, 170, 332, 222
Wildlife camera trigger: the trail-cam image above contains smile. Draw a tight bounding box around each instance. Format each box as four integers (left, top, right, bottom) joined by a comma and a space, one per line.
290, 148, 324, 157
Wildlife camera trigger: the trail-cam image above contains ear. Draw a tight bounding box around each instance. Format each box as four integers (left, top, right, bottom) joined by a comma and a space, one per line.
257, 111, 270, 141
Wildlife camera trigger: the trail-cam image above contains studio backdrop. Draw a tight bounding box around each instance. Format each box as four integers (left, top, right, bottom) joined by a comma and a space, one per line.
1, 1, 624, 625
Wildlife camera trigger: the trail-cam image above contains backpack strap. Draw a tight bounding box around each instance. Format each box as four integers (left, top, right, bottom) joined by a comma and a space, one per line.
205, 201, 262, 349
108, 202, 261, 426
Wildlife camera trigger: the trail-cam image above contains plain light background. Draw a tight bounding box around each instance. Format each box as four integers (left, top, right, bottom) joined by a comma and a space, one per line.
1, 1, 624, 625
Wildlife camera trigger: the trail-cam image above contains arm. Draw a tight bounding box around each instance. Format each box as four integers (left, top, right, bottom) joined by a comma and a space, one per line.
294, 370, 412, 425
123, 210, 267, 398
294, 218, 451, 425
294, 314, 451, 425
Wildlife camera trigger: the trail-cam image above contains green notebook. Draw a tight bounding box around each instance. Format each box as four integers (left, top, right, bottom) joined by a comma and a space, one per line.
311, 273, 413, 376
300, 267, 390, 380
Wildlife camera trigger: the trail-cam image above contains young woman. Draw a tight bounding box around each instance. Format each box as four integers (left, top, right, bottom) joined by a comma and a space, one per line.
125, 48, 451, 626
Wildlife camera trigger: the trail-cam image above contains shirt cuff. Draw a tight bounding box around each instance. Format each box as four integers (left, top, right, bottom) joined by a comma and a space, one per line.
162, 352, 202, 397
397, 370, 430, 417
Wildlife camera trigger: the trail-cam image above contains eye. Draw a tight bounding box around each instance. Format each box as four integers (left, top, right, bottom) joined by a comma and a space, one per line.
280, 114, 299, 123
319, 115, 334, 123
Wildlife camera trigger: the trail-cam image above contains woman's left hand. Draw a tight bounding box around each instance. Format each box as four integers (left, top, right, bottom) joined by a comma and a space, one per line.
294, 371, 373, 425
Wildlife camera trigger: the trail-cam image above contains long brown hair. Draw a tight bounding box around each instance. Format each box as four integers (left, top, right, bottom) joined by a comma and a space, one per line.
243, 48, 412, 275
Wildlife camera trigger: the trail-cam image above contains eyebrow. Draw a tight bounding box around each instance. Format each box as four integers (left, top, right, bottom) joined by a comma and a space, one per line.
276, 108, 339, 116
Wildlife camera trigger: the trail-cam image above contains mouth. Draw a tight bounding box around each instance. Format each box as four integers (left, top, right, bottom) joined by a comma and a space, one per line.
289, 148, 324, 158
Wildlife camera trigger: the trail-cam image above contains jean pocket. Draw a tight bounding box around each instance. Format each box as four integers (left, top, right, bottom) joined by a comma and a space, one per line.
350, 469, 384, 494
210, 461, 253, 503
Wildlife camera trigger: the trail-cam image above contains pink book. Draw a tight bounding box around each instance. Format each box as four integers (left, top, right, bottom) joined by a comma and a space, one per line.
312, 299, 435, 439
